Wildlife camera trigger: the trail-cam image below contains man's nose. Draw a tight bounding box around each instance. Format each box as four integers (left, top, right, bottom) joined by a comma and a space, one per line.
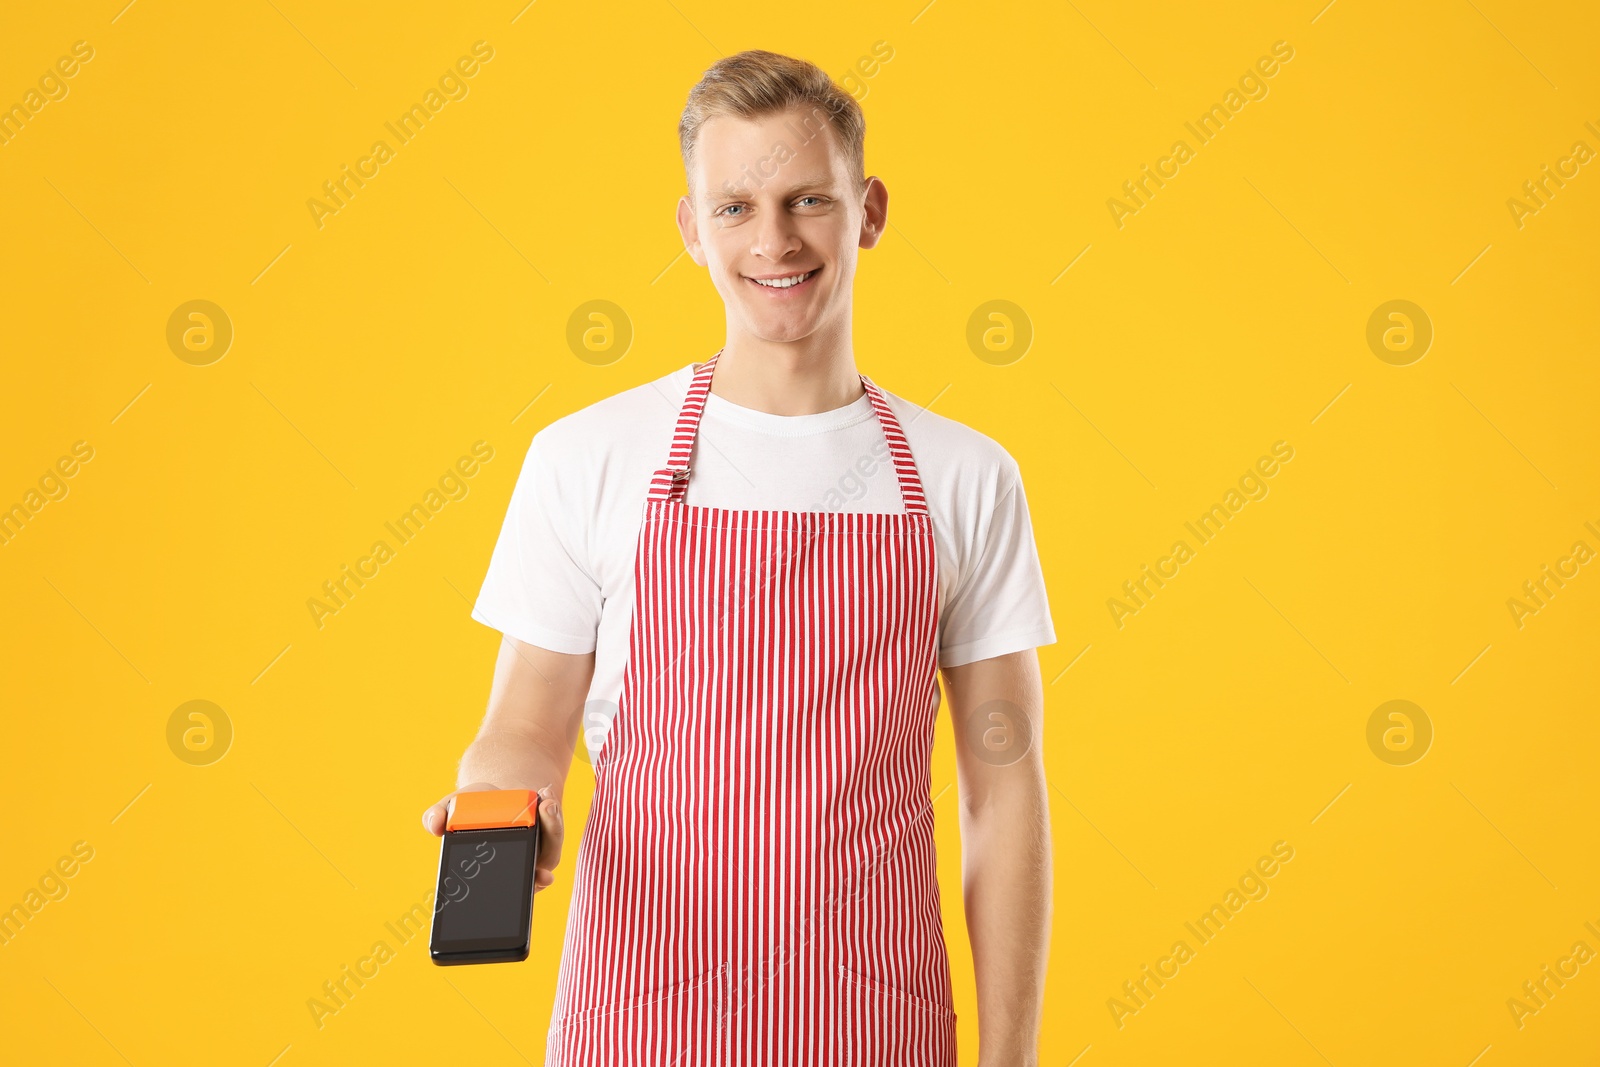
750, 210, 801, 261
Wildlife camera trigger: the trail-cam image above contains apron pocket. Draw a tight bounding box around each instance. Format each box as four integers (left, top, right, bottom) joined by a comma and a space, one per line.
550, 963, 729, 1051
838, 964, 957, 1066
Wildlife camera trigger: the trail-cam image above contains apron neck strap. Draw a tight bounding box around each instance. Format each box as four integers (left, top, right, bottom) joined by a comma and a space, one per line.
648, 351, 930, 516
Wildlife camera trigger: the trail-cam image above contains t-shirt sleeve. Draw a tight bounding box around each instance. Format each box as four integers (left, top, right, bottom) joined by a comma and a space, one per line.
938, 461, 1057, 668
471, 433, 602, 655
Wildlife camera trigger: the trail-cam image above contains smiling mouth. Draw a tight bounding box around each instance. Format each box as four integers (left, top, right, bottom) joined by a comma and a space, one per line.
746, 268, 820, 291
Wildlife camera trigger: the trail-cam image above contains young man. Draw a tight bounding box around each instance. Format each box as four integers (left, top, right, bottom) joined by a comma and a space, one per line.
421, 49, 1054, 1066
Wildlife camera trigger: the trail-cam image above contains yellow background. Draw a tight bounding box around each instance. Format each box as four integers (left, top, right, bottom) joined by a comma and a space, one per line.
2, 0, 1597, 1063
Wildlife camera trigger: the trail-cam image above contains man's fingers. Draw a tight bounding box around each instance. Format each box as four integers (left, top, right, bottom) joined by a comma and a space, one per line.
419, 781, 499, 837
534, 786, 563, 892
537, 786, 564, 871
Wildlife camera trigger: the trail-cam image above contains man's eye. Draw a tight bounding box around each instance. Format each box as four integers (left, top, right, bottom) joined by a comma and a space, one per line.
718, 204, 745, 217
796, 196, 824, 207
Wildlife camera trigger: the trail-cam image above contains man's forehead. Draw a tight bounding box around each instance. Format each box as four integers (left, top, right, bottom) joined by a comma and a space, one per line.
692, 111, 847, 199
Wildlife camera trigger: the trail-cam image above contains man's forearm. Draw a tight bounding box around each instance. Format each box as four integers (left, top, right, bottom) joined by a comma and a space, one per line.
458, 721, 573, 799
961, 773, 1052, 1066
455, 637, 590, 799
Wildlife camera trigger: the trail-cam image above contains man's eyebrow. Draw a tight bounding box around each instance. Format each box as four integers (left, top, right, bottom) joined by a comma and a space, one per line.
704, 174, 837, 204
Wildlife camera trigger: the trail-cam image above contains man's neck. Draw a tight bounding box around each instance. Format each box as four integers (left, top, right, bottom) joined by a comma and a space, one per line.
708, 330, 863, 416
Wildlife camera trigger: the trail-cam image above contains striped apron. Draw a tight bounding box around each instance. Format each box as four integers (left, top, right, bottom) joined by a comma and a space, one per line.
546, 351, 957, 1066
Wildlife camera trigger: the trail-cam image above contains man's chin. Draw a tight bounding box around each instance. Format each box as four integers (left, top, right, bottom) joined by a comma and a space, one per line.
743, 317, 821, 344
736, 305, 825, 343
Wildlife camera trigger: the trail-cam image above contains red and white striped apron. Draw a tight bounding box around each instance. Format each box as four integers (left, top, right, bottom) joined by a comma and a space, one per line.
546, 351, 956, 1066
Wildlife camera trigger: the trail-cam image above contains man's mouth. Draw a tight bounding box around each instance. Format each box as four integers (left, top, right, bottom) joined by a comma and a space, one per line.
745, 268, 820, 291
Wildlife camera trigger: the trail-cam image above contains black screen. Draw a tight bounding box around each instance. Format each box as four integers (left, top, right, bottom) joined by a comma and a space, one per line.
432, 827, 536, 946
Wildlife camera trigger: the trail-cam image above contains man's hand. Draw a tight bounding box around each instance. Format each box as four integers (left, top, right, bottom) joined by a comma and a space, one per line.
420, 780, 567, 894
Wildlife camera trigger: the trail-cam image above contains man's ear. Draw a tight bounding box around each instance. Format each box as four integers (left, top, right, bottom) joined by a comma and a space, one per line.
859, 176, 888, 251
676, 195, 706, 266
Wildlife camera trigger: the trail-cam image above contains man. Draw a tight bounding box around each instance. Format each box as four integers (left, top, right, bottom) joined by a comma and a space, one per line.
421, 49, 1054, 1066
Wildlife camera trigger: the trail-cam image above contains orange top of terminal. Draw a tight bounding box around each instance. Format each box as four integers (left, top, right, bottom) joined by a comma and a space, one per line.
446, 789, 539, 831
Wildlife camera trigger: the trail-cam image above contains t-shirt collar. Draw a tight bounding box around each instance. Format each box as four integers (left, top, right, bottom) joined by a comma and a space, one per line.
693, 366, 878, 437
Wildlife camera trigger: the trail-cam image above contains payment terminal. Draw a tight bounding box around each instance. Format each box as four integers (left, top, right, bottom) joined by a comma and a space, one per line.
429, 789, 540, 965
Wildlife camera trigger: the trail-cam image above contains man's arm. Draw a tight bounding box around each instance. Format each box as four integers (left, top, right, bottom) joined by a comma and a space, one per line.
419, 634, 594, 895
944, 647, 1051, 1067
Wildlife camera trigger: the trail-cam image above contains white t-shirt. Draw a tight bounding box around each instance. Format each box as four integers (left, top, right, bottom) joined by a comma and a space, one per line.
472, 361, 1056, 760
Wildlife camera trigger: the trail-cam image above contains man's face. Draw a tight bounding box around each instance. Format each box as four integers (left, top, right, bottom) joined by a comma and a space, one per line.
677, 108, 886, 345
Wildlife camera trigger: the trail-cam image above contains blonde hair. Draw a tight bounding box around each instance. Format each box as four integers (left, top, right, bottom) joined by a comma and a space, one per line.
678, 49, 866, 197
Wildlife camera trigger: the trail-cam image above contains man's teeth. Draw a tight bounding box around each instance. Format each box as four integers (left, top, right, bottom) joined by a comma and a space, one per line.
752, 270, 816, 288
